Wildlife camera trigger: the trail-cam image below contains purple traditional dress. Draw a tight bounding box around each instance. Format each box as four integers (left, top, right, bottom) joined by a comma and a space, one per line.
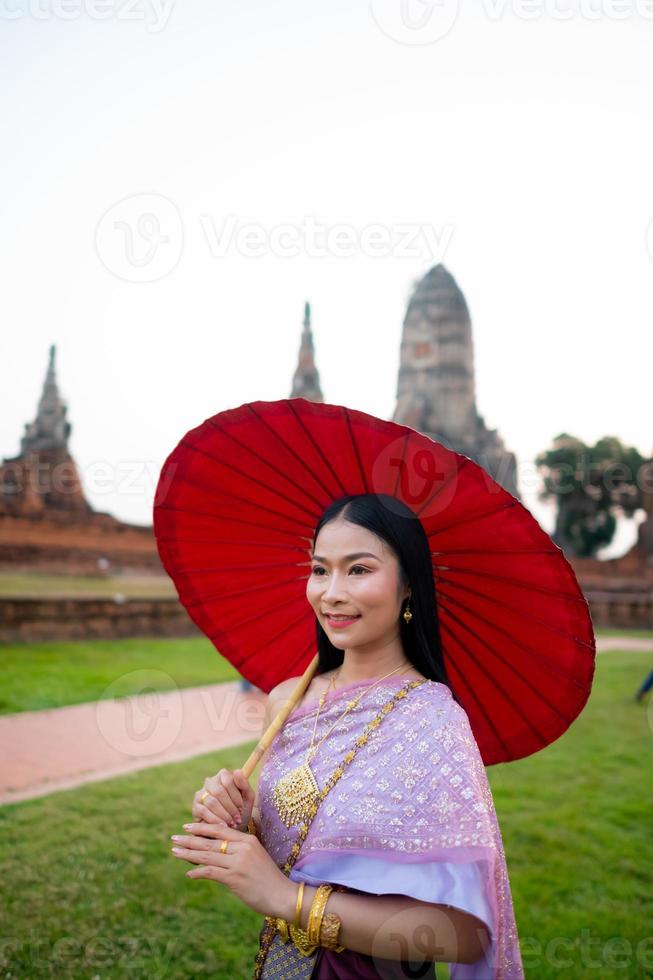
252, 674, 524, 979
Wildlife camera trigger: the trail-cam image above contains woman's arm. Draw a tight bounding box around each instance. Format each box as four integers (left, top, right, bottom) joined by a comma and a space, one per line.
274, 882, 491, 966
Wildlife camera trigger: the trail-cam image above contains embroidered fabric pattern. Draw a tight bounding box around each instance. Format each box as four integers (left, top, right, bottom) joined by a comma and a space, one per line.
252, 678, 428, 979
255, 676, 524, 979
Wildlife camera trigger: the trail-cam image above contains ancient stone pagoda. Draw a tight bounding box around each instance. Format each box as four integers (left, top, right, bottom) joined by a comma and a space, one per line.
392, 264, 520, 499
0, 345, 91, 517
290, 301, 324, 401
0, 345, 160, 574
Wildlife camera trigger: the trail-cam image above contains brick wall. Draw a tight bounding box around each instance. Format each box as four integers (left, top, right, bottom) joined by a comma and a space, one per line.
0, 597, 200, 643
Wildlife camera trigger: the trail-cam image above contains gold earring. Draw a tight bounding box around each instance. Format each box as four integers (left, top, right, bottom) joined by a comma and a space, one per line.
403, 599, 412, 624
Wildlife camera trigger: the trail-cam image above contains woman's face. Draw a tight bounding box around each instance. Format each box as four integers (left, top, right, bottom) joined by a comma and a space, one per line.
306, 515, 410, 651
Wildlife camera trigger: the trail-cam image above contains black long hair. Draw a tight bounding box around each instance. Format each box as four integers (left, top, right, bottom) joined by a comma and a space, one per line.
310, 492, 458, 700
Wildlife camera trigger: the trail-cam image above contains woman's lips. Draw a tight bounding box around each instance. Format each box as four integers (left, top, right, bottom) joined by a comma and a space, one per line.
325, 614, 361, 628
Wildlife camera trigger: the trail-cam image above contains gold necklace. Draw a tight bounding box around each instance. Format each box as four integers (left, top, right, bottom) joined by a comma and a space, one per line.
272, 663, 411, 827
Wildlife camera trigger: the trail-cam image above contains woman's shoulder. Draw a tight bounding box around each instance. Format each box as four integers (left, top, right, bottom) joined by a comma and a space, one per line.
407, 675, 456, 709
269, 670, 339, 712
396, 676, 466, 732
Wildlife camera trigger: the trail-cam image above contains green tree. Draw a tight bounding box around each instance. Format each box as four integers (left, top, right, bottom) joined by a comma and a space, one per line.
535, 434, 646, 557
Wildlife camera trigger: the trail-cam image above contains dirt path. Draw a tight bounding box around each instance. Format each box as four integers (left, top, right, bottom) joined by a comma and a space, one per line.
0, 681, 268, 806
2, 635, 652, 806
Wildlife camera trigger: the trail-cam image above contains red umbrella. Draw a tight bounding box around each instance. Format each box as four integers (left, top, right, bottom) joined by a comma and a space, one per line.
153, 397, 595, 765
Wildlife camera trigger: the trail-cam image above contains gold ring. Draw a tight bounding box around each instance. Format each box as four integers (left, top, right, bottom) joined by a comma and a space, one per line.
220, 839, 228, 855
199, 790, 209, 805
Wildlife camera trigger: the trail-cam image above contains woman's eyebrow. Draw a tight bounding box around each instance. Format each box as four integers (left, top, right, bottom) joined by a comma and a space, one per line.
310, 552, 380, 562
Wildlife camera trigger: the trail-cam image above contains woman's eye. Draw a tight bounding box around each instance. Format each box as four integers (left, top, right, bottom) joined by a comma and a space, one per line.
310, 566, 369, 576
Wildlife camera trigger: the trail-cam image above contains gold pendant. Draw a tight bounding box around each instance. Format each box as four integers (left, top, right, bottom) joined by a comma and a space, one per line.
272, 759, 320, 827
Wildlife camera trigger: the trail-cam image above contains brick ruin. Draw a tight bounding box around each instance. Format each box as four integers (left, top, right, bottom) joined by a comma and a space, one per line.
393, 265, 520, 499
0, 345, 162, 577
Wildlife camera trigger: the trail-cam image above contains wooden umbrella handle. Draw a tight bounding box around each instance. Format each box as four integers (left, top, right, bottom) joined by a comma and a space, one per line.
240, 653, 320, 781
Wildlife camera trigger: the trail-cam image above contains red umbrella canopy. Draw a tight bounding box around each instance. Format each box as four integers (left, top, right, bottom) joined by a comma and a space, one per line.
153, 397, 595, 765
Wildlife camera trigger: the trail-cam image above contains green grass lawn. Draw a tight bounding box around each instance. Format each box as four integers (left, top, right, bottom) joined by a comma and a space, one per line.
2, 628, 652, 717
597, 628, 653, 639
1, 650, 651, 979
0, 637, 241, 714
0, 572, 175, 598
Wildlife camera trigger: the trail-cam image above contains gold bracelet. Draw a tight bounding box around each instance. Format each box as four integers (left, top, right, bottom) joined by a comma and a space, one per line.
275, 917, 290, 943
274, 881, 303, 945
279, 882, 345, 956
307, 884, 333, 947
287, 883, 332, 957
294, 882, 305, 928
320, 910, 345, 952
278, 911, 344, 953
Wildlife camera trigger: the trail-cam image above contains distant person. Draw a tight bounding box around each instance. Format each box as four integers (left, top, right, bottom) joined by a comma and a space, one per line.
239, 678, 261, 693
635, 668, 653, 703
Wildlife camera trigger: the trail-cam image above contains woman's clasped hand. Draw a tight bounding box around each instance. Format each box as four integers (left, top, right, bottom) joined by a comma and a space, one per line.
169, 767, 295, 920
192, 767, 256, 830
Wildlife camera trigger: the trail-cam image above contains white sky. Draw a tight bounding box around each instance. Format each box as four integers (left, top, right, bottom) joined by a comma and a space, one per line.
2, 1, 652, 559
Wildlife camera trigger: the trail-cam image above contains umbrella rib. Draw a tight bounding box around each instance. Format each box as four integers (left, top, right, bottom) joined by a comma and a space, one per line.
174, 559, 308, 575
198, 587, 306, 631
437, 587, 594, 691
444, 609, 565, 738
285, 400, 350, 499
440, 639, 514, 759
239, 636, 317, 692
343, 407, 369, 492
155, 502, 313, 543
182, 571, 310, 607
156, 535, 309, 553
423, 497, 521, 538
392, 431, 411, 499
433, 563, 589, 603
431, 547, 559, 556
437, 579, 595, 657
438, 600, 569, 730
216, 604, 311, 663
180, 436, 322, 522
224, 405, 334, 509
160, 459, 319, 529
415, 452, 471, 519
275, 637, 318, 693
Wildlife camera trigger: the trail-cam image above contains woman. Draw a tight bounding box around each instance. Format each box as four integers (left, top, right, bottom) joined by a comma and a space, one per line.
171, 493, 525, 978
